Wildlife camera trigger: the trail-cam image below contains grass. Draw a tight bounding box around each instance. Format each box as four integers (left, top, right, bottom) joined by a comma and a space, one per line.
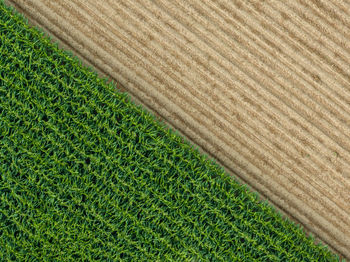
0, 1, 342, 261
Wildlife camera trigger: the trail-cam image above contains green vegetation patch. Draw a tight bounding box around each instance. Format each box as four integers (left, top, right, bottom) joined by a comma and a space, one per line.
0, 2, 340, 261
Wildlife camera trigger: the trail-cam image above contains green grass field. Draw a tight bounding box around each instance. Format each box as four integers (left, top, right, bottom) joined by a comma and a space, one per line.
0, 1, 341, 261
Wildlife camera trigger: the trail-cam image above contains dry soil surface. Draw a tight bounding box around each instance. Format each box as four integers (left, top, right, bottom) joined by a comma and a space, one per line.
6, 0, 350, 259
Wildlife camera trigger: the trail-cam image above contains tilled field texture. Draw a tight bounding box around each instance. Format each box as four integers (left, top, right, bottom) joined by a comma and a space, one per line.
6, 0, 350, 258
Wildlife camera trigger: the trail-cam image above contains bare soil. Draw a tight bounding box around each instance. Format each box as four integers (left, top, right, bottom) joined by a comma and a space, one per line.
7, 0, 350, 259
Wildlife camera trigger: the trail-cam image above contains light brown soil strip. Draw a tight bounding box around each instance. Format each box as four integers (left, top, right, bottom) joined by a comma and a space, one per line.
6, 0, 350, 259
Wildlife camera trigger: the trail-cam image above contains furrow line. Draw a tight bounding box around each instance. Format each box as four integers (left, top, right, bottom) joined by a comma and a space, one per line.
211, 0, 350, 156
207, 0, 350, 118
308, 0, 350, 23
262, 2, 350, 77
239, 0, 350, 87
294, 0, 350, 48
278, 1, 350, 66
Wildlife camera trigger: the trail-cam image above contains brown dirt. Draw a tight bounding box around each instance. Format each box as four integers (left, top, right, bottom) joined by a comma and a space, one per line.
7, 0, 350, 259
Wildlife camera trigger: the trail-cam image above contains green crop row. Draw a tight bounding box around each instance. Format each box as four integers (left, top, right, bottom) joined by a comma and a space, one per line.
0, 1, 341, 261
